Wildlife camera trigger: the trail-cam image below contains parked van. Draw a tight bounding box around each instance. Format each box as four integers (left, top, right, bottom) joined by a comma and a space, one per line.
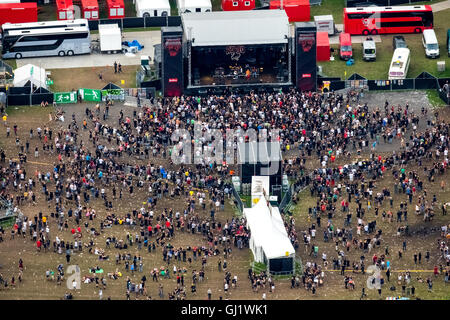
422, 29, 439, 58
339, 33, 352, 60
362, 37, 376, 61
388, 48, 410, 80
447, 29, 450, 57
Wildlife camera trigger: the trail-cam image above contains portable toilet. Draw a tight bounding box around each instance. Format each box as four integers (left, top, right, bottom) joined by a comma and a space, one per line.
56, 0, 74, 20
81, 0, 99, 20
106, 0, 125, 19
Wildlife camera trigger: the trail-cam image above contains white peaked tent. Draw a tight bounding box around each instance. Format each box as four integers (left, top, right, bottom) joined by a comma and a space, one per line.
13, 64, 47, 89
244, 195, 295, 274
177, 0, 212, 14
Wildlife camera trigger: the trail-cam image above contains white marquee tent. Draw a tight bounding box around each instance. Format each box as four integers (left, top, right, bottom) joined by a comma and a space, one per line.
244, 195, 295, 274
13, 64, 48, 89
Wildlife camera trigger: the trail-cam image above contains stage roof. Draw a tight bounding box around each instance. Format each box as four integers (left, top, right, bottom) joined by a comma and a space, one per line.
181, 10, 290, 47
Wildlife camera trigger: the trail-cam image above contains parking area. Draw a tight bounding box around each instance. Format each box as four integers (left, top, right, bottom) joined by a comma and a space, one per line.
16, 31, 161, 69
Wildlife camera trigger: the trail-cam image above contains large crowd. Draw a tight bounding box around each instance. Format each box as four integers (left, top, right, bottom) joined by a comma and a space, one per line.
0, 88, 449, 299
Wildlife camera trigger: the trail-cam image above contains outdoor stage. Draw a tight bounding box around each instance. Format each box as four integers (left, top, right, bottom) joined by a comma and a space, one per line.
181, 10, 293, 93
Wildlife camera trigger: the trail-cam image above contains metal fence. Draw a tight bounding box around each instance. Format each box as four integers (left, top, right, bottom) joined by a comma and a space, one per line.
88, 16, 182, 31
279, 184, 293, 213
231, 183, 244, 215
320, 73, 450, 105
438, 88, 450, 105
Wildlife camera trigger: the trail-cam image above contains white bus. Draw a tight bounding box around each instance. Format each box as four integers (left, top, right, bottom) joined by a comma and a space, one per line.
1, 19, 91, 59
388, 48, 410, 80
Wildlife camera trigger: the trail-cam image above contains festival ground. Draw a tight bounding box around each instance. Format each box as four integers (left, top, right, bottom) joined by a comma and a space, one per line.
0, 92, 449, 300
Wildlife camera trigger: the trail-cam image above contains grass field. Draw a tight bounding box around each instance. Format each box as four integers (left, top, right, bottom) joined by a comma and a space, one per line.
319, 8, 450, 79
47, 65, 139, 92
310, 0, 346, 24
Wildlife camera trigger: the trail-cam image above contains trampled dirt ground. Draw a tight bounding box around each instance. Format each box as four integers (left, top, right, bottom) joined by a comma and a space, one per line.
0, 91, 449, 300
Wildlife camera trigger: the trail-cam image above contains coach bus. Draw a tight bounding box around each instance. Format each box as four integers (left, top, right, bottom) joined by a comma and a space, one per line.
1, 19, 91, 59
343, 5, 433, 35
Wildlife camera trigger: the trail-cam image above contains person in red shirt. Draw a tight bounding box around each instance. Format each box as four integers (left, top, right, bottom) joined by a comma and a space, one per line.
36, 240, 41, 251
148, 225, 153, 237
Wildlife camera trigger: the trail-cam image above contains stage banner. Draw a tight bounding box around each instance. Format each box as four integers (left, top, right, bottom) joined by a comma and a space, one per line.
54, 91, 77, 104
161, 26, 184, 97
79, 88, 101, 102
295, 22, 317, 92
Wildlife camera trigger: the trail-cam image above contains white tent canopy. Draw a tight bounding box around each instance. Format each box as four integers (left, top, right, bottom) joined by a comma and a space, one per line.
177, 0, 212, 14
182, 10, 290, 47
244, 196, 295, 265
13, 64, 47, 89
135, 0, 171, 17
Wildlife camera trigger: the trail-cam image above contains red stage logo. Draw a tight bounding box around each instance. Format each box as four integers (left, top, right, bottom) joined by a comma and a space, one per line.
298, 34, 315, 53
225, 45, 246, 61
165, 38, 182, 57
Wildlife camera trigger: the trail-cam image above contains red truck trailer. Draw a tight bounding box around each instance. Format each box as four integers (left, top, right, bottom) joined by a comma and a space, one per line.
222, 0, 255, 11
56, 0, 74, 20
106, 0, 125, 19
0, 2, 37, 27
269, 0, 310, 22
81, 0, 99, 20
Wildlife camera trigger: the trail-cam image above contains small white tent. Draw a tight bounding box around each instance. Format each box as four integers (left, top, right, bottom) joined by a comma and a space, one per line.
13, 64, 47, 89
177, 0, 212, 14
135, 0, 171, 17
244, 195, 295, 274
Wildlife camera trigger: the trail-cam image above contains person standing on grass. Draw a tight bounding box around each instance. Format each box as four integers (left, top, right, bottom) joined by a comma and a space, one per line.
434, 265, 439, 277
207, 288, 212, 300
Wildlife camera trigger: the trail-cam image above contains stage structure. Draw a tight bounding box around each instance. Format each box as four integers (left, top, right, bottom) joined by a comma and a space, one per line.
181, 10, 293, 92
238, 142, 283, 200
295, 21, 317, 92
161, 26, 184, 97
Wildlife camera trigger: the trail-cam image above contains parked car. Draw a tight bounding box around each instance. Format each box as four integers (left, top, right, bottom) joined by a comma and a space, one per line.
362, 37, 376, 61
393, 35, 407, 51
339, 32, 353, 60
422, 29, 439, 58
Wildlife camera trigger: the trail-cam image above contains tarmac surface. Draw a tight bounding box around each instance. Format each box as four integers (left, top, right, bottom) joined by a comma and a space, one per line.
16, 31, 161, 69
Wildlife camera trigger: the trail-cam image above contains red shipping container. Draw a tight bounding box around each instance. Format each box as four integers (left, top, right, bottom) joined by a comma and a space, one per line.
316, 31, 330, 61
222, 0, 255, 11
0, 3, 37, 26
56, 0, 75, 20
269, 0, 309, 22
81, 0, 99, 20
106, 0, 125, 19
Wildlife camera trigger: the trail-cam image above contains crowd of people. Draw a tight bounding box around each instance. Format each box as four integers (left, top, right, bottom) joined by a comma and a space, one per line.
0, 87, 448, 300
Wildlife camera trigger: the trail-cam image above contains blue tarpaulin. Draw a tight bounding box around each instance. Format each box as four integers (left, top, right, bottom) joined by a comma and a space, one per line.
126, 40, 143, 51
